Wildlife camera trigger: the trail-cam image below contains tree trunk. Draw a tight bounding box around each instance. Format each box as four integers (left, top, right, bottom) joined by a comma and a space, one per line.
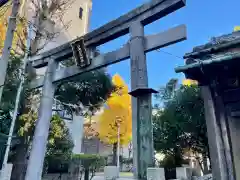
10, 143, 28, 180
84, 168, 89, 180
202, 155, 209, 174
112, 142, 117, 166
207, 147, 211, 171
128, 142, 132, 158
173, 148, 183, 167
10, 90, 32, 180
196, 157, 204, 174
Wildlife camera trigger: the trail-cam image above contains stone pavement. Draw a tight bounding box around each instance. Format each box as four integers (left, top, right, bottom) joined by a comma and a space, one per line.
42, 172, 134, 180
92, 172, 135, 180
91, 173, 213, 180
192, 174, 212, 180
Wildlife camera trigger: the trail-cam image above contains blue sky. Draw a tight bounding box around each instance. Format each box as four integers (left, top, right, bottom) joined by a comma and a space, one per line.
90, 0, 239, 91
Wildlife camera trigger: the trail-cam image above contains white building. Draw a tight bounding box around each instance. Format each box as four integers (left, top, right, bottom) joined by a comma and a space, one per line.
36, 0, 92, 53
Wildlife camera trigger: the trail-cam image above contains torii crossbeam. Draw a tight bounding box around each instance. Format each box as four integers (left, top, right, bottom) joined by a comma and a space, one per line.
25, 0, 187, 180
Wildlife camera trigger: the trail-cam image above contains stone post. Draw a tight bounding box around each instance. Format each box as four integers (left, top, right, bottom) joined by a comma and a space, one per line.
25, 59, 57, 180
104, 166, 119, 180
72, 113, 84, 154
129, 21, 157, 180
1, 163, 13, 180
176, 167, 192, 180
68, 112, 85, 180
147, 168, 165, 180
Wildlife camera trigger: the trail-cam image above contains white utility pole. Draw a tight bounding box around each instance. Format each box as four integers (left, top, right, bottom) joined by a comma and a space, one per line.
0, 24, 32, 179
0, 0, 21, 103
117, 123, 120, 169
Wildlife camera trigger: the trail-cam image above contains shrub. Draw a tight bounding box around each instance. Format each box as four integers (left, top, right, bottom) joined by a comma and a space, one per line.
72, 154, 106, 180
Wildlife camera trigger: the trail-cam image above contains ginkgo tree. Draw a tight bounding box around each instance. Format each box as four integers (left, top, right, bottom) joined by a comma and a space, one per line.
182, 79, 198, 86
97, 74, 132, 166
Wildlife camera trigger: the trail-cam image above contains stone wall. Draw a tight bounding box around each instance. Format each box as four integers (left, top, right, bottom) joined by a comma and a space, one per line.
42, 173, 69, 180
81, 138, 112, 156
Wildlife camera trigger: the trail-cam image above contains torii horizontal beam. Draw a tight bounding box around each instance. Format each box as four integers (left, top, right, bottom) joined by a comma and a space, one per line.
30, 0, 186, 68
30, 25, 186, 89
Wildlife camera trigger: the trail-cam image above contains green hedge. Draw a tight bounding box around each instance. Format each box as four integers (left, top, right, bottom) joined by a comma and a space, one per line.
72, 154, 105, 168
72, 154, 106, 180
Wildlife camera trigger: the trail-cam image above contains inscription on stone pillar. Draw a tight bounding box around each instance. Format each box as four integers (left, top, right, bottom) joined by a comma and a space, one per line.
130, 21, 154, 180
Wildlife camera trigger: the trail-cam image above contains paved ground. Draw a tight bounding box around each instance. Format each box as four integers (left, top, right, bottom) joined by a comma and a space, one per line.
92, 172, 134, 180
42, 172, 134, 180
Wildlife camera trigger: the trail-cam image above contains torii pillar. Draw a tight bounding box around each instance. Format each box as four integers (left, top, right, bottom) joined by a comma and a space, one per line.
129, 21, 157, 180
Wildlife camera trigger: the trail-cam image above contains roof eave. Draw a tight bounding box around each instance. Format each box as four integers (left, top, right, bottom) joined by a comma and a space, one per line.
175, 52, 240, 74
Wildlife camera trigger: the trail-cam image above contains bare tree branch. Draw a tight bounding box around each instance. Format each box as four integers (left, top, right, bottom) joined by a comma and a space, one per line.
26, 0, 76, 55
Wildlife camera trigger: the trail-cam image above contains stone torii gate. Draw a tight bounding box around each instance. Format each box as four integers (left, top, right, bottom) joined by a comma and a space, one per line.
24, 0, 187, 179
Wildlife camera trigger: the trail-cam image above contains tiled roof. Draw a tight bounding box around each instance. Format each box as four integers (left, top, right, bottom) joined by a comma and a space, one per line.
193, 31, 240, 52
184, 31, 240, 59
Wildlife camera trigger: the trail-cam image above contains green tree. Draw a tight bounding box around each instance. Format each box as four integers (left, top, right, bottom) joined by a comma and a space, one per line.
9, 114, 74, 180
55, 69, 114, 114
0, 55, 22, 169
44, 116, 74, 174
0, 56, 22, 111
0, 110, 12, 169
153, 81, 209, 173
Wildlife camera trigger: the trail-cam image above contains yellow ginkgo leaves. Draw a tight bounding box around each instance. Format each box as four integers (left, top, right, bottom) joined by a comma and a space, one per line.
97, 74, 132, 146
182, 79, 198, 86
234, 26, 240, 32
97, 104, 132, 145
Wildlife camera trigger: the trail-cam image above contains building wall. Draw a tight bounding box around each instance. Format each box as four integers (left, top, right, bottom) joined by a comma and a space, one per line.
81, 137, 112, 156
81, 137, 132, 159
25, 0, 93, 75
42, 174, 69, 180
64, 115, 85, 154
39, 0, 92, 53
